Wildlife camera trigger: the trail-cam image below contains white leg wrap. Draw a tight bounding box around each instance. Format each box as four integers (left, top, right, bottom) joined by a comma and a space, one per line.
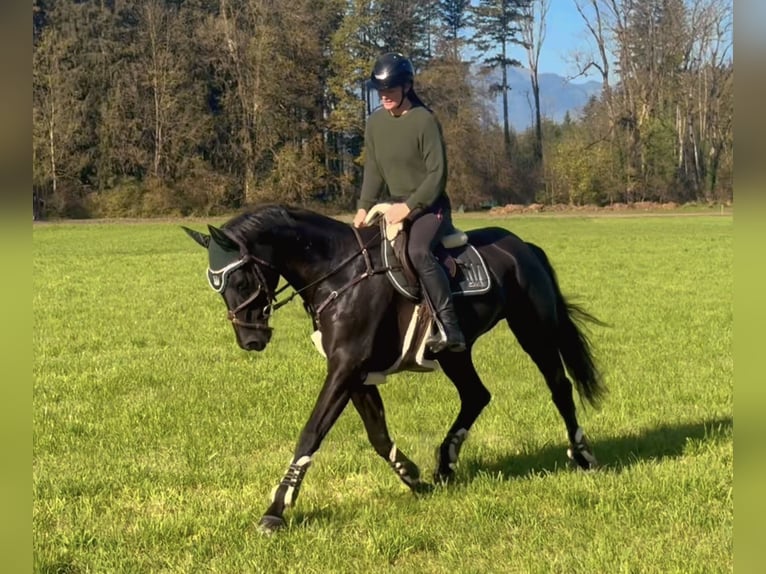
388, 444, 418, 485
272, 454, 313, 507
389, 444, 406, 478
388, 444, 398, 464
567, 428, 598, 466
447, 428, 469, 470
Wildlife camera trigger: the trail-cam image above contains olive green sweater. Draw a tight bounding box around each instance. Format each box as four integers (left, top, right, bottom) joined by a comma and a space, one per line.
357, 105, 448, 212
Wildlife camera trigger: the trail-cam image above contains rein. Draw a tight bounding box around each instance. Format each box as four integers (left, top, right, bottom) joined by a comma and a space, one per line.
313, 226, 390, 316
231, 226, 389, 326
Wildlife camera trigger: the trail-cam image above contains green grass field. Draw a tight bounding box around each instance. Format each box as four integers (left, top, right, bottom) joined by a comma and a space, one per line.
33, 212, 732, 573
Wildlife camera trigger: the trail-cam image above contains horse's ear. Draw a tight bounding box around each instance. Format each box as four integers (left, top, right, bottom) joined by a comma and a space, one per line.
181, 226, 210, 248
208, 224, 239, 251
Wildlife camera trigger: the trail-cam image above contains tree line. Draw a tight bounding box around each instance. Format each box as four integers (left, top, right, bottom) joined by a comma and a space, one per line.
32, 0, 733, 219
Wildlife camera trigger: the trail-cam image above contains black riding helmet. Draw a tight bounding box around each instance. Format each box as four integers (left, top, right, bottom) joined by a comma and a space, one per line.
369, 52, 414, 90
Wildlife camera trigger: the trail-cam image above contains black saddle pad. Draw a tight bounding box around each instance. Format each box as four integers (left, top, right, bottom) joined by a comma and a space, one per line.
382, 235, 492, 301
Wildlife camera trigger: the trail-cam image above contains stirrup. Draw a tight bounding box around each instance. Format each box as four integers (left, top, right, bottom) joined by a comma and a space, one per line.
426, 324, 465, 353
444, 337, 466, 353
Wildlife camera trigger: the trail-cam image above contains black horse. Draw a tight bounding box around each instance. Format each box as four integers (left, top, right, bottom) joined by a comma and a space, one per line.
182, 203, 606, 533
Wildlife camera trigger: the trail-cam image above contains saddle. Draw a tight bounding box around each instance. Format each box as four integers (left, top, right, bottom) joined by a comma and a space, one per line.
310, 204, 492, 385
364, 203, 492, 301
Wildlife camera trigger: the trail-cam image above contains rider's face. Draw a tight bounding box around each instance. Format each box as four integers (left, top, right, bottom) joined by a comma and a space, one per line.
378, 86, 407, 111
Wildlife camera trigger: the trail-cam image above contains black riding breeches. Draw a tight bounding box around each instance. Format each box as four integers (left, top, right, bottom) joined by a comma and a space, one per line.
407, 194, 452, 273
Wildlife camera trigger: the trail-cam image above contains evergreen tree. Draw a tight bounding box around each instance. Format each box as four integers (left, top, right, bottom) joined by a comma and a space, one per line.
470, 0, 531, 157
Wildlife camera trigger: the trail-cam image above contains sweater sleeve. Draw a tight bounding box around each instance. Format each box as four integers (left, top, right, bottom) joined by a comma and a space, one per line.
357, 120, 385, 211
405, 113, 447, 211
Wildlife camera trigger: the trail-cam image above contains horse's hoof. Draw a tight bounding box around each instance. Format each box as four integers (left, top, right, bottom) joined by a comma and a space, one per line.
411, 480, 434, 496
258, 515, 286, 534
433, 468, 455, 485
567, 445, 599, 470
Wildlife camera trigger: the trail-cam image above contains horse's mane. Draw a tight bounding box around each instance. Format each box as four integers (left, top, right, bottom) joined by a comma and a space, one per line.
222, 204, 353, 259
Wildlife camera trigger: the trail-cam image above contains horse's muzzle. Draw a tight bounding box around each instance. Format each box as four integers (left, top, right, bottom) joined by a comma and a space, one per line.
235, 324, 273, 352
243, 339, 267, 351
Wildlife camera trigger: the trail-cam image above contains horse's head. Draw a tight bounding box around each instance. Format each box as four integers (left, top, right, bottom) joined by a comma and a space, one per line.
183, 224, 279, 352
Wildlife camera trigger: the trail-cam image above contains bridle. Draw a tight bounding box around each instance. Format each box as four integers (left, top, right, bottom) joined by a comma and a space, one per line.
213, 226, 389, 329
220, 254, 282, 330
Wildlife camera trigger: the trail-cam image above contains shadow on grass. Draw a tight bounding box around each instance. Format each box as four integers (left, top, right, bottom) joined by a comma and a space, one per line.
458, 416, 732, 483
289, 505, 346, 530
257, 417, 732, 530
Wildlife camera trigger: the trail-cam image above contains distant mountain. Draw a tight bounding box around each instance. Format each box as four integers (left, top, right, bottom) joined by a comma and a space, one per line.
486, 67, 602, 131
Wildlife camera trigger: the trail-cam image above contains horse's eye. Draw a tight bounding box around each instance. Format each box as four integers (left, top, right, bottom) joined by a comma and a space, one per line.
228, 272, 247, 293
237, 278, 254, 295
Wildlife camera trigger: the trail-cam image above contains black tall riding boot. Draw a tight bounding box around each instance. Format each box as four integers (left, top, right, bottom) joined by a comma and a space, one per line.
419, 256, 466, 353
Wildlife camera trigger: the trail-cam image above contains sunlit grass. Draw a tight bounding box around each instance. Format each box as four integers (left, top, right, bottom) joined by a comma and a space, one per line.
33, 213, 732, 573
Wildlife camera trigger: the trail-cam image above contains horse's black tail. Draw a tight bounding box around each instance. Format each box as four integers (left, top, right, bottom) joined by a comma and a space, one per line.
527, 242, 608, 408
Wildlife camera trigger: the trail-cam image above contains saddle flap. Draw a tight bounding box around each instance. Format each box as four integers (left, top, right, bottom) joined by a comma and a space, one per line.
447, 245, 492, 294
381, 219, 420, 300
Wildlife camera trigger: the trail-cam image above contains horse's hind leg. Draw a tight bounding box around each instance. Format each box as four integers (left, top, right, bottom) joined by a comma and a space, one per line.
432, 351, 492, 483
540, 356, 598, 469
508, 316, 598, 470
351, 386, 430, 494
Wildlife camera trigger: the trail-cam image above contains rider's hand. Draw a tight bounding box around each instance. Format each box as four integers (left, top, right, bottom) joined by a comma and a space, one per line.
385, 202, 411, 225
353, 208, 368, 228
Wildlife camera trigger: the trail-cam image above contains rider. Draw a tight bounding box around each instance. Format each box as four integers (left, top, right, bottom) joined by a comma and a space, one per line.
353, 52, 466, 353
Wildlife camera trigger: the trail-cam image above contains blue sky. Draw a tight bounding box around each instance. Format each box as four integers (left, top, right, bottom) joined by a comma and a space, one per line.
462, 2, 601, 84
508, 1, 733, 83
536, 2, 594, 81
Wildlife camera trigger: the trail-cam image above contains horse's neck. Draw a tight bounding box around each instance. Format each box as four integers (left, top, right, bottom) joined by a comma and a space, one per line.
270, 220, 354, 293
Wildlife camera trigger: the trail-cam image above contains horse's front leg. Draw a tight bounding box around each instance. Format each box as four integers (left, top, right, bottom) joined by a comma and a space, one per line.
351, 386, 431, 494
258, 367, 353, 534
432, 350, 492, 484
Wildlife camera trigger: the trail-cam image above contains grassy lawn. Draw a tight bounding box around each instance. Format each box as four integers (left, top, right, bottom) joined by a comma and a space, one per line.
33, 212, 732, 573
